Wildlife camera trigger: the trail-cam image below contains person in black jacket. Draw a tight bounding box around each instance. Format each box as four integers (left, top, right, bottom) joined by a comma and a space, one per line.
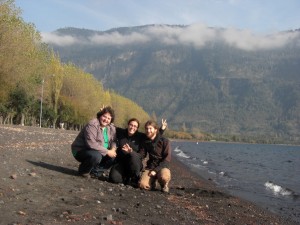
109, 118, 167, 186
139, 120, 171, 193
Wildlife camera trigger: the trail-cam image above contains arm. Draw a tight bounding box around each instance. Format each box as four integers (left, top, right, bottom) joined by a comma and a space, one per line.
107, 124, 117, 157
84, 122, 109, 155
109, 124, 117, 150
159, 118, 168, 135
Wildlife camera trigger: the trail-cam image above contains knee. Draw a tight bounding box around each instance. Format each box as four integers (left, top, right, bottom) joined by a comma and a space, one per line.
108, 171, 122, 183
109, 164, 123, 184
158, 168, 171, 183
89, 151, 102, 163
109, 176, 123, 184
139, 171, 151, 190
139, 180, 150, 190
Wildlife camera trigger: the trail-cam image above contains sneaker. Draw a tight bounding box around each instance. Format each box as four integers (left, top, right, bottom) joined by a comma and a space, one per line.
90, 166, 106, 179
161, 184, 169, 193
79, 173, 91, 179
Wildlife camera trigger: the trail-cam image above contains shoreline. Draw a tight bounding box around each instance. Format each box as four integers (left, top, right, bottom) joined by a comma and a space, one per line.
0, 125, 298, 224
168, 139, 300, 224
171, 139, 300, 224
167, 145, 298, 224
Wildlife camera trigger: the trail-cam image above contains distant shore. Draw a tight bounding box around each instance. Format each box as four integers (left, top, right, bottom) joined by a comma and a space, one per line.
170, 137, 300, 147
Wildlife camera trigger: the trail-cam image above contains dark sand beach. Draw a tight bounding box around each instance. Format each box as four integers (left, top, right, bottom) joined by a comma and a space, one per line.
0, 125, 297, 225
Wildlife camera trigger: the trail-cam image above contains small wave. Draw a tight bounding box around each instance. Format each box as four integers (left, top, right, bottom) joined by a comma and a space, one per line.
190, 163, 204, 169
219, 171, 226, 176
173, 146, 190, 158
177, 151, 190, 159
264, 181, 297, 198
218, 171, 233, 179
202, 160, 208, 165
173, 146, 181, 152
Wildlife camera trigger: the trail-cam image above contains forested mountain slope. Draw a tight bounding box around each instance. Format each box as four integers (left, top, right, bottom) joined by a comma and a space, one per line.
47, 25, 300, 141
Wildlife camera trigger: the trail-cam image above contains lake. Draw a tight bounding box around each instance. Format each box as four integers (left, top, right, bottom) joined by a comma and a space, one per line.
171, 141, 300, 223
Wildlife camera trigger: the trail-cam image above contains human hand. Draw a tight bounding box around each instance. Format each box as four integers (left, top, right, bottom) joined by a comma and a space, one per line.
161, 118, 168, 130
107, 149, 117, 158
122, 143, 133, 153
99, 105, 106, 111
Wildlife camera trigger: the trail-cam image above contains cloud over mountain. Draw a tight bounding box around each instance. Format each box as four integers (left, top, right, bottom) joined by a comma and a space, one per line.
42, 24, 300, 51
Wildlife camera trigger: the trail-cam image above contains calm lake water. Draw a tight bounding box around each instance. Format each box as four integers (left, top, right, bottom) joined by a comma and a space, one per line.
171, 141, 300, 223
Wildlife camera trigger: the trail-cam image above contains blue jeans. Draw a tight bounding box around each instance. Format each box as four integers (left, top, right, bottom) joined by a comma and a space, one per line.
74, 149, 103, 174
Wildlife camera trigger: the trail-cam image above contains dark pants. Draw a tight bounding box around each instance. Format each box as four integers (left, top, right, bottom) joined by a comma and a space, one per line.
109, 151, 142, 184
75, 149, 113, 174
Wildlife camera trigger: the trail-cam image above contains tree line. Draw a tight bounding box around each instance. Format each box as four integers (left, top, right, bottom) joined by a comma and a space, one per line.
0, 0, 150, 129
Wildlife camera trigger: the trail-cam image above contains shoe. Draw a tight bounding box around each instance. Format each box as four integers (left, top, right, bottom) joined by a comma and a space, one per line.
129, 176, 140, 188
90, 166, 106, 179
151, 180, 160, 191
79, 173, 91, 179
161, 184, 169, 193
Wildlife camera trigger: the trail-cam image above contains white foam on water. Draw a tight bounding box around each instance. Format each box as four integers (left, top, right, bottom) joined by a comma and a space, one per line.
264, 181, 294, 197
190, 163, 203, 169
173, 146, 190, 159
219, 171, 225, 176
174, 146, 181, 152
177, 151, 190, 159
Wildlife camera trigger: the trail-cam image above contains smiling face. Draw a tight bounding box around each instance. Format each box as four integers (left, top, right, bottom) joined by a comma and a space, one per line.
145, 125, 158, 140
99, 112, 112, 127
127, 120, 139, 136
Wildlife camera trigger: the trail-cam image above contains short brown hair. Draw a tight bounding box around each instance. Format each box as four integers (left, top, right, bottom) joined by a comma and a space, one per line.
144, 120, 159, 130
96, 106, 115, 123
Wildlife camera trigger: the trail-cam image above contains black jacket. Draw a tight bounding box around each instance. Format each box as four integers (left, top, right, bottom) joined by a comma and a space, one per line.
139, 134, 171, 172
115, 127, 146, 162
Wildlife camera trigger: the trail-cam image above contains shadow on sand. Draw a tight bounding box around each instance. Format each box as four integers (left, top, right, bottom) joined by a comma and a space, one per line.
26, 160, 78, 176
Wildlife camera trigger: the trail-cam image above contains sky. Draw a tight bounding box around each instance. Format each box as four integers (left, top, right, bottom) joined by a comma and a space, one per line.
15, 0, 300, 33
13, 0, 300, 51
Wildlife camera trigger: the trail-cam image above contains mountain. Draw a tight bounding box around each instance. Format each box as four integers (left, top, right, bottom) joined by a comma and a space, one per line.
47, 25, 300, 142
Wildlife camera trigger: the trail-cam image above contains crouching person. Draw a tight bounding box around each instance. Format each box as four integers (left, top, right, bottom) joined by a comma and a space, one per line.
71, 106, 117, 178
139, 120, 171, 193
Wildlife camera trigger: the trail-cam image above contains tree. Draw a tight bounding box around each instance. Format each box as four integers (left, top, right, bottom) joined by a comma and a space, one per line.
5, 85, 36, 125
0, 0, 151, 130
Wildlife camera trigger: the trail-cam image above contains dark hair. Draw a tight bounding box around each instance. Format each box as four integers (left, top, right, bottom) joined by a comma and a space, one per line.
128, 118, 140, 128
144, 120, 159, 130
96, 106, 115, 123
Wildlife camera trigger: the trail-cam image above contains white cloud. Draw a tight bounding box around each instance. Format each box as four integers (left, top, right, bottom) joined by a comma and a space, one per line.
178, 24, 217, 48
42, 23, 300, 51
41, 32, 80, 46
221, 28, 299, 50
89, 32, 150, 45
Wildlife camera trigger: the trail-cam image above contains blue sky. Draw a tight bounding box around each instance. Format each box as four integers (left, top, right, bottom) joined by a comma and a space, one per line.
15, 0, 300, 34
